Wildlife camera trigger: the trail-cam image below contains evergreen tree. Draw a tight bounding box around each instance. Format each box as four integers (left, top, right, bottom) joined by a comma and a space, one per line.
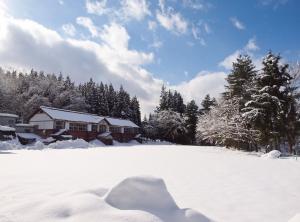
96, 82, 109, 116
243, 52, 294, 150
157, 85, 168, 112
224, 55, 257, 109
185, 100, 199, 144
114, 86, 131, 118
107, 83, 117, 115
129, 96, 141, 126
201, 94, 217, 114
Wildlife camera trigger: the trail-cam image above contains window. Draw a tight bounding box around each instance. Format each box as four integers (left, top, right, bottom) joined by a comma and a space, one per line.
92, 124, 98, 132
55, 121, 65, 130
8, 119, 15, 125
69, 123, 87, 131
124, 128, 139, 134
110, 126, 121, 133
124, 128, 132, 134
99, 125, 106, 133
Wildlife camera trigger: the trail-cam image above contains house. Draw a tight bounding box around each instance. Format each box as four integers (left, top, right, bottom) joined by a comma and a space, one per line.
0, 113, 19, 127
29, 106, 140, 143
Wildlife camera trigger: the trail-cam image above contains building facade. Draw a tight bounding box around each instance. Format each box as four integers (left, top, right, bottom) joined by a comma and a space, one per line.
0, 113, 19, 127
29, 106, 140, 143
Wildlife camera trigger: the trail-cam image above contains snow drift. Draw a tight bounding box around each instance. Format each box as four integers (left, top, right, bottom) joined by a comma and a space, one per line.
261, 150, 281, 159
1, 176, 212, 222
289, 214, 300, 222
105, 176, 212, 222
47, 139, 92, 149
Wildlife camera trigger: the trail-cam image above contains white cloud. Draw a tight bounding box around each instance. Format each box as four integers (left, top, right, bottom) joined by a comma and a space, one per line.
259, 0, 289, 9
156, 0, 188, 35
148, 20, 157, 31
85, 0, 150, 22
76, 17, 99, 37
85, 0, 109, 16
58, 0, 64, 5
203, 22, 211, 34
0, 11, 161, 114
182, 0, 206, 10
230, 17, 245, 30
219, 38, 261, 70
219, 50, 242, 70
175, 71, 227, 105
62, 23, 76, 36
156, 10, 188, 34
120, 0, 151, 21
0, 5, 229, 114
149, 39, 163, 49
245, 38, 259, 51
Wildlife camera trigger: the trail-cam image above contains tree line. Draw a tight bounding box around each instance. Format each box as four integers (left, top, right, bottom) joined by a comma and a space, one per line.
142, 85, 217, 145
141, 52, 300, 153
0, 68, 141, 125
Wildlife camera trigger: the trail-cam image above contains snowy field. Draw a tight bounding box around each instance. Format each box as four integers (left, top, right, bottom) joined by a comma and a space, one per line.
0, 145, 300, 222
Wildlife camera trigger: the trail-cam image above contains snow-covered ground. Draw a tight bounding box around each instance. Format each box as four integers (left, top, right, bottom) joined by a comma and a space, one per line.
0, 145, 299, 222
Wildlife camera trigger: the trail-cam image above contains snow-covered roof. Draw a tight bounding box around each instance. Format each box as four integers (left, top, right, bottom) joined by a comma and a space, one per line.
51, 129, 67, 136
0, 113, 18, 118
98, 132, 112, 137
17, 133, 41, 140
15, 123, 35, 127
40, 106, 104, 123
105, 117, 139, 128
0, 125, 16, 132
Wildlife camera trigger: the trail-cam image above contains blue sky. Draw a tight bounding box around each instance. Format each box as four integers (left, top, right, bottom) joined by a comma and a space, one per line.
0, 0, 299, 113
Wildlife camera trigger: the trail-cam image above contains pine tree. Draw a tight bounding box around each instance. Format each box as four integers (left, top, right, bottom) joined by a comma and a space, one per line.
157, 85, 168, 112
201, 94, 217, 114
243, 52, 293, 150
129, 96, 141, 126
107, 83, 117, 115
185, 100, 199, 144
224, 54, 257, 109
96, 82, 109, 116
114, 86, 131, 118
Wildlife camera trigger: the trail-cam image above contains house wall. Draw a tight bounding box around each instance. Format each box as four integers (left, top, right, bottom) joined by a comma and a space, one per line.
0, 116, 17, 127
29, 113, 54, 130
15, 126, 35, 133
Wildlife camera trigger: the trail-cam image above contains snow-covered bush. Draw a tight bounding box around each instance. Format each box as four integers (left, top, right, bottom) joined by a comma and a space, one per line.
197, 98, 260, 150
144, 110, 188, 144
261, 150, 281, 159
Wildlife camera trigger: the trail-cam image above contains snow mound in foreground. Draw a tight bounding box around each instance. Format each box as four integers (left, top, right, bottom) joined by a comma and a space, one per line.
289, 214, 300, 222
48, 139, 92, 149
261, 150, 281, 159
14, 176, 212, 222
105, 176, 212, 222
105, 176, 178, 211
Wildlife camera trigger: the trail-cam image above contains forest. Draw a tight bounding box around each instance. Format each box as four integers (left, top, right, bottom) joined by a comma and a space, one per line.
0, 69, 141, 126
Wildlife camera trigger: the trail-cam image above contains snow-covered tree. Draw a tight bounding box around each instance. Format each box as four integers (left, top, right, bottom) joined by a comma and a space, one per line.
129, 96, 141, 126
242, 52, 294, 150
223, 54, 257, 109
185, 100, 199, 144
200, 94, 217, 114
143, 110, 188, 144
198, 98, 260, 150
